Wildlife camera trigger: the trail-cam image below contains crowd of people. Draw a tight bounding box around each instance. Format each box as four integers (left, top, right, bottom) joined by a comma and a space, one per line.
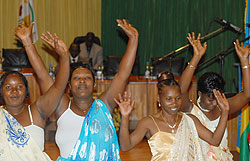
0, 18, 249, 161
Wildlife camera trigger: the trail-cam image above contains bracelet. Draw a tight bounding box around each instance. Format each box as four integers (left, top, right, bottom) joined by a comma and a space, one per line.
188, 62, 196, 69
242, 65, 250, 69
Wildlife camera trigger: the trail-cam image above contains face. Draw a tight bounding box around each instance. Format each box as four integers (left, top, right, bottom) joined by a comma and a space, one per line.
70, 68, 95, 98
2, 74, 26, 107
199, 92, 218, 111
70, 44, 80, 58
158, 85, 182, 115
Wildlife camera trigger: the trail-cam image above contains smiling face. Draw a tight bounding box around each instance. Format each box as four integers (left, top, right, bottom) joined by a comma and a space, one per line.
159, 85, 182, 115
2, 74, 26, 107
70, 68, 95, 99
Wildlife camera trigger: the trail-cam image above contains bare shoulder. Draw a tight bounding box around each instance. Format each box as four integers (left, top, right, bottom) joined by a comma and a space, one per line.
136, 116, 156, 130
186, 113, 200, 123
55, 94, 71, 119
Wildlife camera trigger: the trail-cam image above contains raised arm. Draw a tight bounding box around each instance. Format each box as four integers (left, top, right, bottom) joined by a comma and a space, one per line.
14, 23, 54, 94
114, 92, 147, 151
228, 40, 250, 114
189, 89, 229, 146
179, 33, 207, 111
34, 33, 70, 118
100, 19, 138, 113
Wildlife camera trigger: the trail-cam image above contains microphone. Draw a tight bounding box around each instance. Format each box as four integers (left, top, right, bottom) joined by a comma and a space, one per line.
215, 17, 243, 34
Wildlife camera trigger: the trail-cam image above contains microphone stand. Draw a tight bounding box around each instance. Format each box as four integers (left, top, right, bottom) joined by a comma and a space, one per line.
197, 35, 250, 76
152, 26, 227, 65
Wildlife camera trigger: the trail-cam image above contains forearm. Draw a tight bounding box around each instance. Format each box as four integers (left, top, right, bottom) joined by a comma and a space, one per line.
54, 53, 70, 89
37, 53, 69, 117
22, 38, 54, 93
101, 36, 138, 110
179, 55, 200, 93
117, 36, 138, 79
119, 116, 133, 151
210, 112, 228, 146
240, 57, 250, 99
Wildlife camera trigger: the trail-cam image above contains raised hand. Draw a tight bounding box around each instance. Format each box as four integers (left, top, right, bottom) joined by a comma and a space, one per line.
14, 22, 34, 43
114, 91, 135, 117
213, 89, 229, 114
187, 32, 207, 58
116, 19, 138, 39
234, 39, 250, 59
41, 32, 68, 57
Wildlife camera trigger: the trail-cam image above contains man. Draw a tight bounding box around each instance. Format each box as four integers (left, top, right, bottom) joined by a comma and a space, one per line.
78, 32, 103, 70
69, 43, 80, 64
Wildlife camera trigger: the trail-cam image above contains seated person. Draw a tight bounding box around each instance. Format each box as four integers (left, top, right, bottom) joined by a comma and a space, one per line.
78, 32, 103, 70
69, 43, 80, 64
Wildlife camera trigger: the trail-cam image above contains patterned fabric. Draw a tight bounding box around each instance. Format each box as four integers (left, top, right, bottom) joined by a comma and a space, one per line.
148, 113, 204, 161
57, 99, 120, 161
0, 106, 51, 161
191, 103, 233, 161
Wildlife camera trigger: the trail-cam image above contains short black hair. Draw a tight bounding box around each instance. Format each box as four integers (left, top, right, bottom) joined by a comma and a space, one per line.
157, 78, 180, 94
198, 72, 225, 96
69, 43, 80, 53
0, 71, 30, 100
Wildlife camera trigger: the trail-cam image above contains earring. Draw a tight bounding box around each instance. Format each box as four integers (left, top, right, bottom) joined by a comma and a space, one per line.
158, 101, 161, 108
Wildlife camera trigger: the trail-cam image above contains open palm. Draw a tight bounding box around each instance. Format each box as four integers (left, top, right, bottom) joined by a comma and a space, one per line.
234, 39, 250, 59
41, 32, 68, 57
14, 23, 34, 42
116, 19, 138, 39
114, 92, 135, 117
187, 32, 207, 58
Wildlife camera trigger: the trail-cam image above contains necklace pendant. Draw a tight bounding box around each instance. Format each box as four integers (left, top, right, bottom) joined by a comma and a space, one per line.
171, 129, 174, 133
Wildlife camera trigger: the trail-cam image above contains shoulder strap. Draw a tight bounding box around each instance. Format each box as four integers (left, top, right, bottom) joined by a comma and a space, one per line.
68, 100, 71, 109
27, 105, 34, 125
148, 115, 161, 132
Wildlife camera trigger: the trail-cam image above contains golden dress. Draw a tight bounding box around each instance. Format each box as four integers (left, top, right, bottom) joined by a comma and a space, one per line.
148, 113, 204, 161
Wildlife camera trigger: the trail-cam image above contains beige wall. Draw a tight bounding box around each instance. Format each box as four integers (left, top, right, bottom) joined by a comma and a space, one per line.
0, 0, 101, 67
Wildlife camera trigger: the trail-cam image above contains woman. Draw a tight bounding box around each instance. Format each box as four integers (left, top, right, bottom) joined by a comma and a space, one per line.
22, 19, 138, 160
116, 78, 229, 161
0, 23, 70, 160
179, 33, 250, 160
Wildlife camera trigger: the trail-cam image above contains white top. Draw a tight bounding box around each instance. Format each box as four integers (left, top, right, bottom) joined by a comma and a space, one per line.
70, 55, 79, 63
191, 103, 233, 160
55, 101, 85, 158
24, 105, 45, 151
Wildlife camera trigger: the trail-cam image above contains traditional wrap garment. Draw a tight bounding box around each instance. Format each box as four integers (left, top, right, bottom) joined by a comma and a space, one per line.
191, 101, 233, 161
57, 99, 120, 161
148, 113, 204, 161
0, 106, 51, 161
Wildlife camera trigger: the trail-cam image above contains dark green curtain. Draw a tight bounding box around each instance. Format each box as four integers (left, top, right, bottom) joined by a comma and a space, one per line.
102, 0, 245, 93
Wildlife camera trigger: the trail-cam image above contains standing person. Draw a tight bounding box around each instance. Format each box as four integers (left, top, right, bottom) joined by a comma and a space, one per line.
116, 79, 229, 160
78, 32, 103, 70
23, 19, 138, 160
179, 33, 250, 160
0, 23, 70, 160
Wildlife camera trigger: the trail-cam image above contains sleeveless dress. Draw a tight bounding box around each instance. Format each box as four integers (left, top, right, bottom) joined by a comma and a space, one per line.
57, 99, 120, 161
191, 103, 233, 160
148, 113, 204, 161
24, 105, 45, 151
0, 106, 51, 161
55, 101, 85, 158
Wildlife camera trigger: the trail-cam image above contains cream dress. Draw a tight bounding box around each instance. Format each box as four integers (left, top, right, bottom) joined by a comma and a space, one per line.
148, 113, 204, 161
